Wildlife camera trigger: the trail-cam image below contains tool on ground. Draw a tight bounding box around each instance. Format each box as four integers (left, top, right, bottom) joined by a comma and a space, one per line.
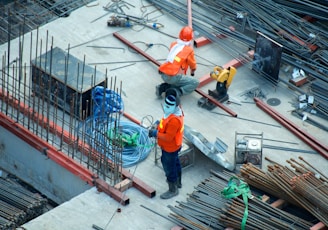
234, 132, 263, 171
92, 224, 105, 230
198, 66, 237, 110
107, 15, 163, 29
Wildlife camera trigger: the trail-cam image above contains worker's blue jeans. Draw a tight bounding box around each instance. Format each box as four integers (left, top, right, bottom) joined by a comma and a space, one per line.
161, 73, 199, 95
161, 148, 182, 183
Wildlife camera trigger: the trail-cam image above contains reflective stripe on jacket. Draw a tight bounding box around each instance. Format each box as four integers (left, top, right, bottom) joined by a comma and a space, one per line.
159, 41, 196, 76
157, 114, 184, 152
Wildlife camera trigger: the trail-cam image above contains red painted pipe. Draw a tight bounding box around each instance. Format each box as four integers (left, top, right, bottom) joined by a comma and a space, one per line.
254, 98, 328, 159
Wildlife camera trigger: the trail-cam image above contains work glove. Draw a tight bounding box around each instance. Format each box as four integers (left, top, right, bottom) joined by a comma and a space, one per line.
154, 120, 160, 127
148, 129, 158, 138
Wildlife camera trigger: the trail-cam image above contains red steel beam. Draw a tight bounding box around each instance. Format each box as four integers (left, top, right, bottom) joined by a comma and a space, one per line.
0, 112, 95, 185
0, 88, 156, 200
94, 179, 129, 205
0, 111, 132, 205
198, 50, 254, 88
254, 97, 328, 159
113, 32, 237, 117
194, 36, 211, 48
277, 29, 317, 52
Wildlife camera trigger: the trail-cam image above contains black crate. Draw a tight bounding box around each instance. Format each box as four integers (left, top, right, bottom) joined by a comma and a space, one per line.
31, 47, 106, 119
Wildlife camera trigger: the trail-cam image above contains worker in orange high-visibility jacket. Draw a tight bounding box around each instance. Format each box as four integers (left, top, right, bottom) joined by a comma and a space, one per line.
148, 94, 184, 199
156, 26, 199, 98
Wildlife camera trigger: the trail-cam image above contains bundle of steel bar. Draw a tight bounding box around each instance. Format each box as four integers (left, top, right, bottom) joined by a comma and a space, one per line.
219, 197, 312, 230
239, 163, 294, 203
148, 0, 328, 61
239, 157, 328, 226
0, 0, 96, 45
310, 79, 328, 116
0, 177, 48, 227
0, 215, 16, 230
168, 170, 314, 229
0, 200, 26, 226
267, 160, 328, 226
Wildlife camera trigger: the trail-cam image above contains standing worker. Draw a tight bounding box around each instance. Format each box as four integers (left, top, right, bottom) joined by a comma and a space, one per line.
148, 94, 184, 199
156, 26, 199, 98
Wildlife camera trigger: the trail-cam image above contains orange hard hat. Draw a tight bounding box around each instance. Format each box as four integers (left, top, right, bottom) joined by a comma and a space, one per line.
179, 26, 193, 41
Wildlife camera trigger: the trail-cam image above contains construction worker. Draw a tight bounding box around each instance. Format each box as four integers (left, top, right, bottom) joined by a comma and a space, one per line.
156, 26, 199, 98
148, 93, 184, 199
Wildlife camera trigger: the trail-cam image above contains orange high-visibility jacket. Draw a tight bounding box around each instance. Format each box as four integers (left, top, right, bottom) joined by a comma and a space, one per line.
159, 41, 197, 76
157, 113, 184, 152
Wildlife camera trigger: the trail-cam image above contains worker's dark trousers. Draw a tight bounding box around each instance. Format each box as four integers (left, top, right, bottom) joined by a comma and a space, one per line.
161, 148, 182, 183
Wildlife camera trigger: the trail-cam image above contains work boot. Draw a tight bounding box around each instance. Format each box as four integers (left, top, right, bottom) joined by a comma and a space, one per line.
156, 83, 170, 98
165, 87, 182, 98
177, 172, 182, 189
160, 181, 178, 199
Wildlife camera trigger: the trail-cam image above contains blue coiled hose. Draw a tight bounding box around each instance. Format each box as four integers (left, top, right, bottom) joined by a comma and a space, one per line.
80, 117, 153, 168
78, 87, 153, 168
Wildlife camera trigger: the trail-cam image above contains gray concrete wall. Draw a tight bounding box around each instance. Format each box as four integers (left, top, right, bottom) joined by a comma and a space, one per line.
0, 126, 91, 204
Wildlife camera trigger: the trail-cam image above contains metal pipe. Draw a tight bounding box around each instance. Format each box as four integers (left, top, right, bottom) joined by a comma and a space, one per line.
254, 97, 328, 159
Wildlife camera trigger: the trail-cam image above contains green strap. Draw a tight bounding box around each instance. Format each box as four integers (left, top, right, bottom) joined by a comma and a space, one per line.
107, 129, 155, 148
107, 129, 139, 147
221, 176, 250, 230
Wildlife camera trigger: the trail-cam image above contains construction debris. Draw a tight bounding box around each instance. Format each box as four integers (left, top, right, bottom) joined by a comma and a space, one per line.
184, 125, 234, 171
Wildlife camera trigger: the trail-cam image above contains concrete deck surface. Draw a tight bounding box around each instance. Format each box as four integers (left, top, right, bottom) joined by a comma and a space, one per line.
0, 0, 326, 229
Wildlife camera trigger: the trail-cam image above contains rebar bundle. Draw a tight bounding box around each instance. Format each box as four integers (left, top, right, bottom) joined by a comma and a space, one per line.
0, 177, 48, 228
240, 157, 328, 226
0, 0, 96, 45
168, 170, 314, 230
220, 197, 312, 230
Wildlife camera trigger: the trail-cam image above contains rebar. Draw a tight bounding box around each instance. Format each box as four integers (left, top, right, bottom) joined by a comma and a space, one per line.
0, 26, 126, 186
168, 169, 314, 229
240, 158, 328, 226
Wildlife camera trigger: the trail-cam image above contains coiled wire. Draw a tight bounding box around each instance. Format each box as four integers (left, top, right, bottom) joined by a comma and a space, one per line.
78, 116, 153, 168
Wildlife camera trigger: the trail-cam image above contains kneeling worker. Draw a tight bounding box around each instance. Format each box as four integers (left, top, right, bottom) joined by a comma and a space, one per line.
156, 26, 199, 98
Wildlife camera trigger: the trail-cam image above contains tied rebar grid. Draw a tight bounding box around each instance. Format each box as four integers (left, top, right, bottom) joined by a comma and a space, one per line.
168, 170, 313, 230
0, 28, 124, 186
240, 157, 328, 226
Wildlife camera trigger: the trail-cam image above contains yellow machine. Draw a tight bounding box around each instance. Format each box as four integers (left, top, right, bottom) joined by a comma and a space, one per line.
208, 66, 237, 101
198, 66, 237, 110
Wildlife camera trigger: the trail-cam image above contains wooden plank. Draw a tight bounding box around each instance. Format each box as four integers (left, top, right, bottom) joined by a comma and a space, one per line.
114, 178, 132, 192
